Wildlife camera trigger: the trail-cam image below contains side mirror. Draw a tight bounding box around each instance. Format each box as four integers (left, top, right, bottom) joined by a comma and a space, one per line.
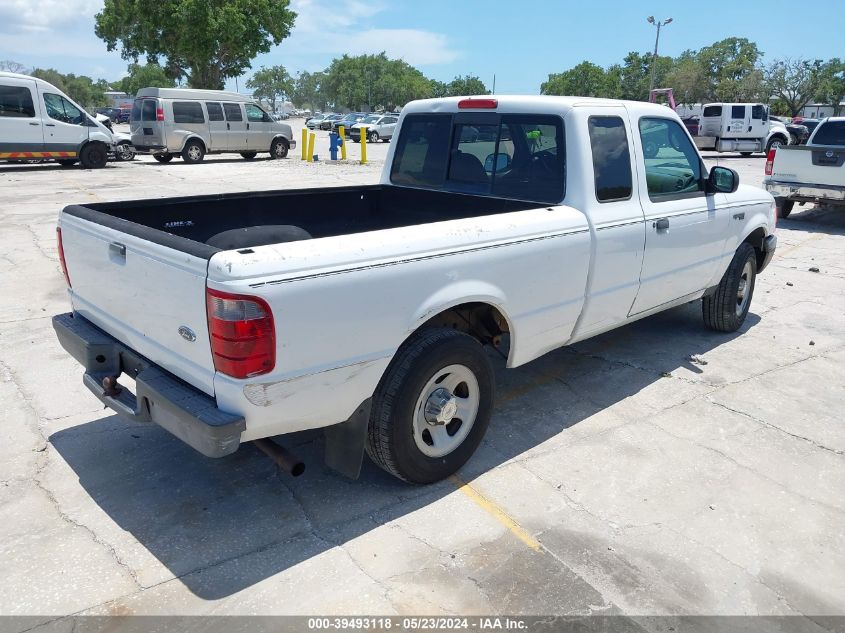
484, 152, 511, 173
707, 166, 739, 194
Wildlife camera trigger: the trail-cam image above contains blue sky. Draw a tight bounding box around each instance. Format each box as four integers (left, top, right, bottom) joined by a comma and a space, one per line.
1, 0, 843, 95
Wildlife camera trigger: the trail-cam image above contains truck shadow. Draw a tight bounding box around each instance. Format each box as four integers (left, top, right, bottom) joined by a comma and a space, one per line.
49, 302, 759, 600
778, 205, 845, 235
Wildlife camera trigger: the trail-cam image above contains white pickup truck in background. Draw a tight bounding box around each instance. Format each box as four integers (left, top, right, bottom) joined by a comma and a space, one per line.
765, 117, 845, 218
53, 96, 777, 484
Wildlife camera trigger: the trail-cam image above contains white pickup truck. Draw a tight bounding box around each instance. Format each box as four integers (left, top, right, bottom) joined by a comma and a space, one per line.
764, 117, 845, 218
53, 96, 778, 484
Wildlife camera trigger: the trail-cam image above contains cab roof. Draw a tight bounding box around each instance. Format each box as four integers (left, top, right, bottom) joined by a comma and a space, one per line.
401, 95, 679, 118
135, 87, 253, 102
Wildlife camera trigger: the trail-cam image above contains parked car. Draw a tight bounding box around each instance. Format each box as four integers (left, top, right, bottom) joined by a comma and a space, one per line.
765, 117, 845, 217
349, 113, 399, 142
0, 71, 114, 168
319, 113, 344, 130
331, 112, 366, 133
129, 87, 296, 163
53, 95, 776, 484
305, 113, 328, 129
771, 115, 809, 145
793, 117, 822, 136
96, 107, 129, 124
682, 116, 700, 136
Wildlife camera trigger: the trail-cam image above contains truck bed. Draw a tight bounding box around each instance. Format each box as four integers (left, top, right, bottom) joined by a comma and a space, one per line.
65, 185, 545, 256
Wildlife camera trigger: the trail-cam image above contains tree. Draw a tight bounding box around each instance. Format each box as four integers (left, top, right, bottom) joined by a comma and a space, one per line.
94, 0, 297, 89
665, 56, 709, 105
30, 69, 108, 109
246, 65, 292, 111
291, 71, 326, 111
321, 53, 431, 110
541, 62, 614, 98
619, 51, 672, 100
814, 58, 845, 116
696, 37, 762, 101
118, 62, 174, 96
763, 58, 822, 116
0, 60, 28, 73
444, 75, 489, 96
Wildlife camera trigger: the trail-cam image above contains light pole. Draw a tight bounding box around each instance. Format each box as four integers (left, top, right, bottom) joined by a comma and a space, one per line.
647, 16, 672, 94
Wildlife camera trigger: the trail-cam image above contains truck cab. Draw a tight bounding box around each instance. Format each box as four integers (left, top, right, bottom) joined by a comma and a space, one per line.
695, 102, 789, 154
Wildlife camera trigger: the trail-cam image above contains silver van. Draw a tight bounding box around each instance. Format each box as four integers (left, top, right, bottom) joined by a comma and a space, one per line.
130, 88, 296, 163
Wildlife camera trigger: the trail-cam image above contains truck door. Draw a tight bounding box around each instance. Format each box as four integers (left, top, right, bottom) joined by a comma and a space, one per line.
727, 104, 747, 137
223, 102, 248, 151
39, 89, 88, 154
629, 116, 729, 315
750, 104, 767, 138
0, 77, 43, 155
205, 102, 227, 151
570, 109, 646, 339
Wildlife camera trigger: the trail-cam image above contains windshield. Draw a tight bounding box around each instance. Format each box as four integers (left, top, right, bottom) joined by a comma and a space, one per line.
363, 115, 380, 123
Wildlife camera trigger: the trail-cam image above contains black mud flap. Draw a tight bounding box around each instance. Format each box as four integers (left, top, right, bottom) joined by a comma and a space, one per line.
324, 399, 371, 479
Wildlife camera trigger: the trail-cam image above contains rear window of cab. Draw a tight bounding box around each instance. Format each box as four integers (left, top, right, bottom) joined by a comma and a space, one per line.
390, 113, 565, 203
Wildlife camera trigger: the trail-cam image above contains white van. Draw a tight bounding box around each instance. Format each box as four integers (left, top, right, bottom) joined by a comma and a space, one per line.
0, 72, 115, 168
130, 88, 296, 163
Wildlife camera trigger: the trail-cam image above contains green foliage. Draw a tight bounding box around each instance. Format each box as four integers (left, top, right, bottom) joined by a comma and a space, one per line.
321, 53, 431, 110
619, 52, 672, 100
118, 63, 175, 96
696, 37, 762, 101
444, 75, 489, 96
246, 65, 292, 111
30, 68, 108, 109
814, 58, 845, 116
541, 62, 615, 97
291, 71, 326, 111
94, 0, 297, 89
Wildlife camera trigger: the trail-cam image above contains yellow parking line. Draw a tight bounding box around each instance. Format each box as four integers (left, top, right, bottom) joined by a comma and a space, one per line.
449, 474, 542, 552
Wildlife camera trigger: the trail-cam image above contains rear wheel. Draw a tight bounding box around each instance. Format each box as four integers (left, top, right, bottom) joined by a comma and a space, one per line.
702, 243, 757, 333
79, 143, 108, 169
766, 136, 787, 153
366, 328, 494, 483
153, 153, 173, 163
181, 140, 205, 163
240, 151, 258, 160
778, 199, 795, 219
270, 138, 289, 159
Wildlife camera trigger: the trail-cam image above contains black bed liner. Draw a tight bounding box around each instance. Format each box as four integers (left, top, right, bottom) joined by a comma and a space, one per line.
62, 185, 544, 260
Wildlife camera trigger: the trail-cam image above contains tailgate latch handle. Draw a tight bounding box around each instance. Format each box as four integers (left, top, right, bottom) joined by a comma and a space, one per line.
109, 242, 126, 259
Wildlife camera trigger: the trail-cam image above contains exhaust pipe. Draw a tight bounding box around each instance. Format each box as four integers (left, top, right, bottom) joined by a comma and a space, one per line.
253, 438, 305, 477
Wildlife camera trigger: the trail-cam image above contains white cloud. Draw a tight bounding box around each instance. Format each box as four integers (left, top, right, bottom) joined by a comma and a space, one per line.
283, 0, 460, 66
0, 0, 102, 33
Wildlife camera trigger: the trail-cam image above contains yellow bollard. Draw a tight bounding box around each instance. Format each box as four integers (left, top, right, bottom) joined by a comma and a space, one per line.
307, 132, 316, 162
360, 125, 367, 165
301, 128, 307, 160
339, 125, 347, 161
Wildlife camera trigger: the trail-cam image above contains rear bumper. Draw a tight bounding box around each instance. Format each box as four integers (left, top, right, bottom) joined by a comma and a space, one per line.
52, 312, 244, 457
765, 180, 845, 204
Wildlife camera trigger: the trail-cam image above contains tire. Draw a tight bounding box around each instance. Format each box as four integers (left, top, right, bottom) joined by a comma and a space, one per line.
79, 143, 108, 169
115, 142, 135, 161
181, 139, 205, 163
270, 138, 289, 159
778, 199, 794, 219
702, 243, 757, 333
740, 152, 753, 157
368, 130, 379, 143
240, 151, 258, 160
153, 153, 173, 163
766, 136, 786, 153
57, 159, 78, 167
366, 328, 495, 484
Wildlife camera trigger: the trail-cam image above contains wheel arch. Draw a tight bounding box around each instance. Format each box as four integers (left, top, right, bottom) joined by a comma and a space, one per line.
742, 225, 768, 271
179, 135, 207, 153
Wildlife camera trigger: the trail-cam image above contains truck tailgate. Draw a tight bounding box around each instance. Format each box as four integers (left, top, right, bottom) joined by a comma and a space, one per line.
59, 211, 215, 395
772, 145, 845, 187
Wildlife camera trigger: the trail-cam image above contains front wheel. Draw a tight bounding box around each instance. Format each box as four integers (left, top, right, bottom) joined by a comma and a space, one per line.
366, 328, 494, 483
766, 136, 786, 153
702, 243, 757, 333
368, 130, 379, 143
79, 143, 108, 169
115, 142, 135, 161
270, 138, 289, 159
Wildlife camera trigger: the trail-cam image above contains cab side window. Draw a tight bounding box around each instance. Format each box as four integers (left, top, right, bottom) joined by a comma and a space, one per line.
638, 118, 703, 200
223, 103, 242, 121
588, 116, 632, 202
43, 93, 84, 124
245, 104, 267, 122
0, 85, 35, 117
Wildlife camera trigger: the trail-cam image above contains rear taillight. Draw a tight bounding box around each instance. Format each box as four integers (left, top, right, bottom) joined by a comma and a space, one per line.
156, 106, 164, 121
764, 148, 776, 175
56, 227, 71, 287
206, 288, 275, 379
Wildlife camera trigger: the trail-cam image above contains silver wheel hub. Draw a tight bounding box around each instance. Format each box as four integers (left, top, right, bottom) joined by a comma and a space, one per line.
413, 364, 480, 458
189, 146, 200, 159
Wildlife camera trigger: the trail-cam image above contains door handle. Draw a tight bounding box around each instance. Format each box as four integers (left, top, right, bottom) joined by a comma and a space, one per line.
29, 122, 40, 126
226, 122, 230, 130
109, 242, 126, 259
246, 123, 250, 130
733, 212, 745, 220
653, 218, 670, 231
45, 123, 55, 127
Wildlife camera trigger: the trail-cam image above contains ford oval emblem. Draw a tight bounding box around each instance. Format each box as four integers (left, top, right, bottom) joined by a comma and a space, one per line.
178, 326, 196, 342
